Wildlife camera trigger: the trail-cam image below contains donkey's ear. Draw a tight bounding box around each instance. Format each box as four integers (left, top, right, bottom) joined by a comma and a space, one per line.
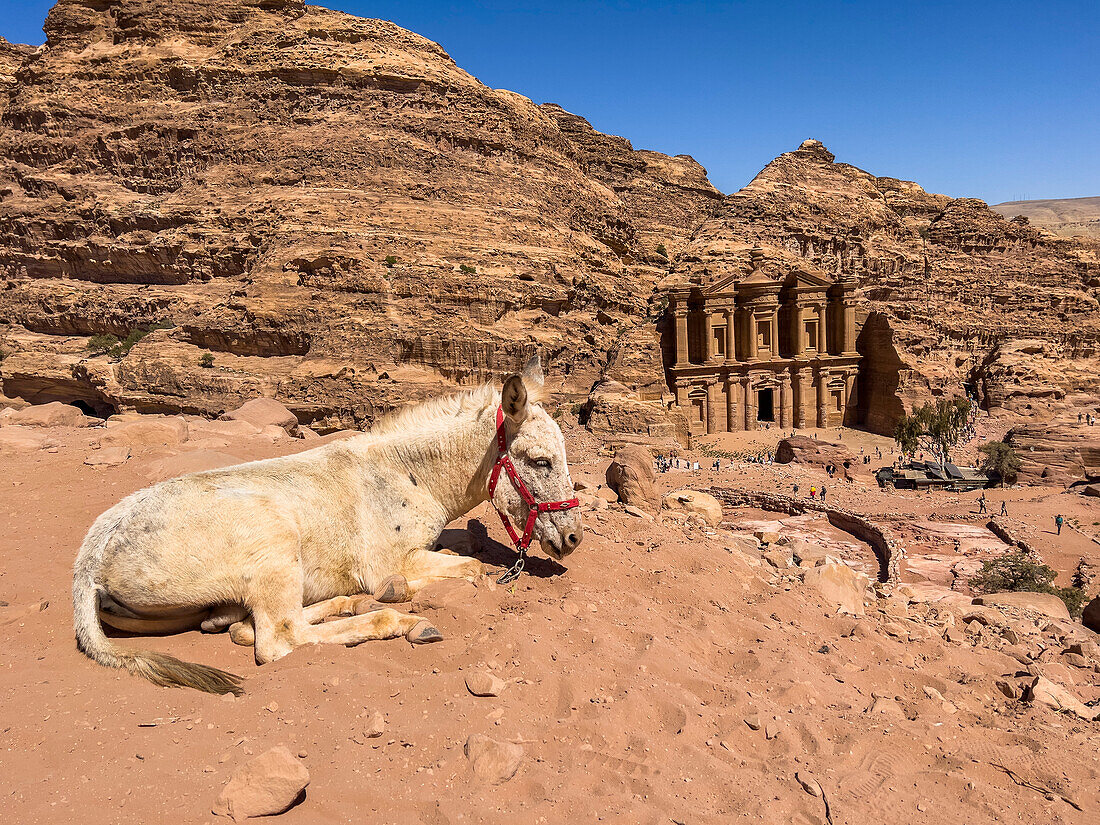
501, 374, 528, 423
521, 354, 544, 388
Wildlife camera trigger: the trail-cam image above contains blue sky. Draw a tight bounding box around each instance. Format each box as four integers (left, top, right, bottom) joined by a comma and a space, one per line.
3, 0, 1098, 202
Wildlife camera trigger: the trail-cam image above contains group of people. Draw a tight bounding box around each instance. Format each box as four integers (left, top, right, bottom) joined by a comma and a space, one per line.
1077, 412, 1096, 426
976, 493, 1009, 516
791, 483, 827, 501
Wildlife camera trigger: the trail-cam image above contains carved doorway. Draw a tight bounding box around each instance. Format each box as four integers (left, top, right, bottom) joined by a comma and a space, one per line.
757, 388, 775, 423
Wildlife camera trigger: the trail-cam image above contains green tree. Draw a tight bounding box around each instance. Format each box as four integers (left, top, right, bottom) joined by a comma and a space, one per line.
893, 397, 972, 463
978, 441, 1022, 487
198, 351, 214, 368
970, 552, 1088, 617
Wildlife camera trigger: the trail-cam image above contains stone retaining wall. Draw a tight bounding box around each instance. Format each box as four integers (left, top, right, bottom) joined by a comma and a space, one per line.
708, 486, 904, 584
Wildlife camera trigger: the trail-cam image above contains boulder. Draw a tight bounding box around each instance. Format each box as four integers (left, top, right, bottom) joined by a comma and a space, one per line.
1083, 596, 1100, 633
662, 490, 723, 526
973, 591, 1071, 621
775, 435, 858, 480
604, 445, 660, 514
1004, 422, 1100, 486
1025, 676, 1100, 721
100, 416, 189, 447
1083, 484, 1100, 498
802, 562, 870, 616
464, 734, 523, 784
0, 401, 96, 428
221, 398, 300, 436
213, 745, 309, 821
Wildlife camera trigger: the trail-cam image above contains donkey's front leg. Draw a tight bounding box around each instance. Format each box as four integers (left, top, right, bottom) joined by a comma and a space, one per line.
374, 548, 486, 603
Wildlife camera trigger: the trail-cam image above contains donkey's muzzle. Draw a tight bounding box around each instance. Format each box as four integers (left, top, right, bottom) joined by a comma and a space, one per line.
561, 524, 583, 555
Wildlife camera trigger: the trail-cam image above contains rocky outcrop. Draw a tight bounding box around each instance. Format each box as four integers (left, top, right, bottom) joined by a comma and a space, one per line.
1, 3, 1097, 441
774, 435, 858, 480
1003, 421, 1100, 486
0, 0, 721, 429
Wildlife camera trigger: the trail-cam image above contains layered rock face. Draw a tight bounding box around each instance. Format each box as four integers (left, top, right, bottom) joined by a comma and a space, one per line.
1, 3, 1098, 439
672, 140, 1100, 433
0, 0, 719, 428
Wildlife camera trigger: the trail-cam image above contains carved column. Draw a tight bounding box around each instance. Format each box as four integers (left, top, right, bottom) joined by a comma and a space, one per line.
744, 309, 757, 360
726, 377, 741, 431
844, 301, 857, 354
674, 307, 689, 367
743, 375, 754, 430
704, 310, 717, 363
792, 368, 806, 429
780, 377, 793, 429
792, 302, 804, 356
816, 303, 827, 353
725, 308, 736, 363
769, 305, 780, 359
706, 380, 721, 434
816, 369, 829, 428
844, 370, 857, 425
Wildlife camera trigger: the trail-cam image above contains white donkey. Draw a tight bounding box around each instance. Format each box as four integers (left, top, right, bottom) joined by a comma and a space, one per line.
73, 358, 582, 694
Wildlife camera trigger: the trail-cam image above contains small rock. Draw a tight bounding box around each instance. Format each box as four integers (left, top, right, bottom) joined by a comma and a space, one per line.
365, 711, 385, 738
465, 671, 506, 697
464, 734, 523, 784
764, 721, 782, 740
743, 713, 761, 731
84, 445, 131, 467
754, 529, 780, 545
795, 771, 822, 797
213, 745, 309, 822
995, 679, 1020, 700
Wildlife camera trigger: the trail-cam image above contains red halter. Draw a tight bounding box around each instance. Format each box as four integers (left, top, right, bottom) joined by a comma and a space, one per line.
488, 406, 579, 582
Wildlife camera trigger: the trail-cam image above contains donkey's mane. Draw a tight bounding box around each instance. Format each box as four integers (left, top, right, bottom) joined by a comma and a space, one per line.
367, 383, 500, 438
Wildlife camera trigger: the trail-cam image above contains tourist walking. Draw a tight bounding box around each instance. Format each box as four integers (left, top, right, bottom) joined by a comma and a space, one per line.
820, 485, 826, 502
809, 486, 817, 500
1055, 514, 1064, 535
977, 493, 987, 514
1000, 500, 1008, 516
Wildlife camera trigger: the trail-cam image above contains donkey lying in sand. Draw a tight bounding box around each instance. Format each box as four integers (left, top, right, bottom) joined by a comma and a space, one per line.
73, 358, 582, 694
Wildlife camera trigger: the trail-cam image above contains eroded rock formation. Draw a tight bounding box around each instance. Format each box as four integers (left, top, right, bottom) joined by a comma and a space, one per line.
1, 3, 1098, 440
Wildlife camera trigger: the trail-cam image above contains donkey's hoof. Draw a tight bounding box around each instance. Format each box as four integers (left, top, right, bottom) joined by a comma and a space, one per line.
376, 574, 410, 603
407, 619, 443, 644
229, 620, 255, 647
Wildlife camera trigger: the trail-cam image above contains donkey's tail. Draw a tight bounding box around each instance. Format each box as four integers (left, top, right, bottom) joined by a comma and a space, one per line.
72, 553, 243, 697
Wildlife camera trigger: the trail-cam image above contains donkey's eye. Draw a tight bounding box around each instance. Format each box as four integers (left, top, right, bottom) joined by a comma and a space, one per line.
533, 458, 552, 470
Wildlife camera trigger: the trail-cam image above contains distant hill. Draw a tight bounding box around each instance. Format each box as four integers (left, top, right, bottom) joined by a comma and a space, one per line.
990, 196, 1100, 239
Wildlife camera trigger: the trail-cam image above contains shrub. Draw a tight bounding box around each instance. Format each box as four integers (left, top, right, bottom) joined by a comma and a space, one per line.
459, 264, 477, 275
978, 441, 1022, 486
87, 334, 120, 354
384, 255, 397, 268
655, 243, 668, 257
970, 552, 1087, 617
198, 352, 214, 369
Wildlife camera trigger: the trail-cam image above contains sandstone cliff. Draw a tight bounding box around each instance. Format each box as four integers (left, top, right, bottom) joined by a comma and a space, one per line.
0, 0, 719, 427
2, 2, 1098, 439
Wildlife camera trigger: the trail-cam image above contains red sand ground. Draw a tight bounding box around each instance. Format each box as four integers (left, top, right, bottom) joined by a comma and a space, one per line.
1, 415, 1098, 824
